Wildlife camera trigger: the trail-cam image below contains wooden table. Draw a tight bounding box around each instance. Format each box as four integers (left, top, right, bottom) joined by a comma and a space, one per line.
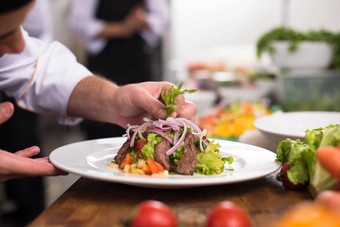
28, 172, 312, 227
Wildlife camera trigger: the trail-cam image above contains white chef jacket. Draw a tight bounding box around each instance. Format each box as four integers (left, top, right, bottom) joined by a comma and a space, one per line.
69, 0, 170, 55
0, 29, 92, 125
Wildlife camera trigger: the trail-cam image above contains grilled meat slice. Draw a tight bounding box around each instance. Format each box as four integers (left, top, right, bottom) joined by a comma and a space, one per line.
177, 133, 199, 175
154, 139, 171, 170
114, 139, 131, 165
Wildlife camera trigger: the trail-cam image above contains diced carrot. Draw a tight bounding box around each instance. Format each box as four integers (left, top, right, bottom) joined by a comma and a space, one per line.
155, 162, 164, 172
141, 163, 152, 174
120, 153, 133, 169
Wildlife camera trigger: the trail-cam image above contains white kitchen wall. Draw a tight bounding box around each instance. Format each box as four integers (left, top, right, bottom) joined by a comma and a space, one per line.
166, 0, 340, 81
47, 0, 340, 82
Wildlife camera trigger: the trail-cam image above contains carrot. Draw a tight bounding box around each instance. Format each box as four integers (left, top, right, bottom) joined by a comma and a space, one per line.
317, 145, 340, 179
155, 162, 164, 173
147, 158, 164, 174
120, 153, 133, 169
141, 163, 152, 174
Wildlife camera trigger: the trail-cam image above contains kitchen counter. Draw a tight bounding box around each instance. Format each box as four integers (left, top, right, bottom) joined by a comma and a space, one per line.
28, 129, 312, 227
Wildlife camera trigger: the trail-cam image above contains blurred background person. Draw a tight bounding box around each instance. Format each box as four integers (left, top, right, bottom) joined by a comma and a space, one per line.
69, 0, 170, 139
0, 0, 53, 226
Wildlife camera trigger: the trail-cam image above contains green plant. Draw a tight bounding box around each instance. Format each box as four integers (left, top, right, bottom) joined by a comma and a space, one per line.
256, 27, 340, 69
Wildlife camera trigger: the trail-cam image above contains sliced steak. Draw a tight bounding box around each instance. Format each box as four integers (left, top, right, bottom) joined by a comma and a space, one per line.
177, 133, 199, 175
154, 139, 171, 170
114, 139, 131, 165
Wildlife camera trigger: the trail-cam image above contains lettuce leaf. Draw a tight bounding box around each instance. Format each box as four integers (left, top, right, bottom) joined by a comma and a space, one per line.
195, 141, 232, 175
141, 133, 163, 160
276, 124, 340, 196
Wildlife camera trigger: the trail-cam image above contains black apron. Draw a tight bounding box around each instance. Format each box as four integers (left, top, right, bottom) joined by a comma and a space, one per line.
87, 0, 152, 85
83, 0, 152, 139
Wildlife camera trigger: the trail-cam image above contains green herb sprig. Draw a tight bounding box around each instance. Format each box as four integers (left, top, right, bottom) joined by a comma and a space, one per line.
161, 82, 196, 117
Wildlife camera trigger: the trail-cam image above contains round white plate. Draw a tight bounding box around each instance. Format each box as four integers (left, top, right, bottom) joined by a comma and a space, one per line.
254, 111, 340, 142
49, 137, 280, 188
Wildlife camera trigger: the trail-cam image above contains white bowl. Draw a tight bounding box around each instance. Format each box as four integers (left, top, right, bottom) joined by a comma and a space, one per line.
254, 111, 340, 143
271, 41, 334, 70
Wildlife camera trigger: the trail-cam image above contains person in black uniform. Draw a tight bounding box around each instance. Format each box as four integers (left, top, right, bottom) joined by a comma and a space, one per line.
70, 0, 170, 139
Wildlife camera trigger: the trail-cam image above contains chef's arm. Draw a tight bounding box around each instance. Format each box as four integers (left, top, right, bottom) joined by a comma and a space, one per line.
66, 75, 118, 125
66, 76, 197, 128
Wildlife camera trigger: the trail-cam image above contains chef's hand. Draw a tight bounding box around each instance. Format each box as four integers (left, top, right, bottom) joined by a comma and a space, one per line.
0, 102, 67, 182
315, 145, 340, 213
0, 146, 67, 182
0, 101, 14, 124
111, 81, 197, 127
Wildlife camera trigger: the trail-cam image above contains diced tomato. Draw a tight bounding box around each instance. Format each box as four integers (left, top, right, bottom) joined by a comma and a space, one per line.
134, 139, 146, 154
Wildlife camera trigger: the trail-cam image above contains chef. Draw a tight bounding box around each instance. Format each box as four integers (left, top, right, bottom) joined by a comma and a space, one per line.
0, 0, 197, 182
69, 0, 170, 139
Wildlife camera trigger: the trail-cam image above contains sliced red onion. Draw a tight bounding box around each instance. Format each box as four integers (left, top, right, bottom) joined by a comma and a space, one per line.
137, 122, 152, 141
126, 124, 138, 139
130, 128, 139, 147
129, 122, 150, 147
166, 121, 187, 156
173, 130, 179, 144
175, 117, 202, 134
199, 128, 207, 152
148, 128, 174, 144
126, 116, 208, 155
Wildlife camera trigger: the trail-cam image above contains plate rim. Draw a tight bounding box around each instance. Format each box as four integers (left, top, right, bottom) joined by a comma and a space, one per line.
49, 137, 281, 188
254, 111, 340, 139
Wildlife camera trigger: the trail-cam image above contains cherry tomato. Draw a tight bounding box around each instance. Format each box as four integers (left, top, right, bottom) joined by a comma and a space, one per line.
276, 162, 305, 190
207, 201, 251, 227
130, 200, 177, 227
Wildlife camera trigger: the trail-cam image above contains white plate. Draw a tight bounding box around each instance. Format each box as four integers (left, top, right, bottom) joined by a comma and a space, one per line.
254, 111, 340, 142
49, 137, 280, 188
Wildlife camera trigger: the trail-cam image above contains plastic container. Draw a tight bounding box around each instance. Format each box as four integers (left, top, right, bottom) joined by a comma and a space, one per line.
277, 70, 340, 111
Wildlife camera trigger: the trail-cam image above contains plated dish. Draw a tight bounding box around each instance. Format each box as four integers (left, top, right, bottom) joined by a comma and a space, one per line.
254, 111, 340, 142
49, 137, 280, 188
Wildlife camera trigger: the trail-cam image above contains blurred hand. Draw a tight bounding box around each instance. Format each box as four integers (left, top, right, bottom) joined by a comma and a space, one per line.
0, 146, 67, 182
111, 81, 197, 127
0, 101, 14, 124
0, 101, 67, 182
121, 4, 148, 37
315, 144, 340, 212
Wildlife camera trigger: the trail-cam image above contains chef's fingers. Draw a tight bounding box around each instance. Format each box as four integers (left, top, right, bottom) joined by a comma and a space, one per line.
169, 94, 185, 118
317, 145, 340, 180
139, 90, 168, 120
174, 100, 197, 121
315, 190, 340, 213
14, 146, 40, 158
0, 102, 14, 124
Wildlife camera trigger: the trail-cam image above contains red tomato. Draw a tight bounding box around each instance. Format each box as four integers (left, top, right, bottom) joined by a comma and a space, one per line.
130, 200, 177, 227
134, 139, 146, 154
332, 181, 340, 191
277, 162, 305, 190
207, 201, 251, 227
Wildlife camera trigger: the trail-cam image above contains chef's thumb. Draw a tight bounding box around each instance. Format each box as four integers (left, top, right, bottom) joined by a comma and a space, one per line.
137, 93, 167, 120
0, 102, 14, 124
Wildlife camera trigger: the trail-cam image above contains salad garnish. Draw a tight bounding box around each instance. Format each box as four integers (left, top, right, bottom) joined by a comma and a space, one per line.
108, 83, 233, 176
276, 124, 340, 196
161, 82, 197, 117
